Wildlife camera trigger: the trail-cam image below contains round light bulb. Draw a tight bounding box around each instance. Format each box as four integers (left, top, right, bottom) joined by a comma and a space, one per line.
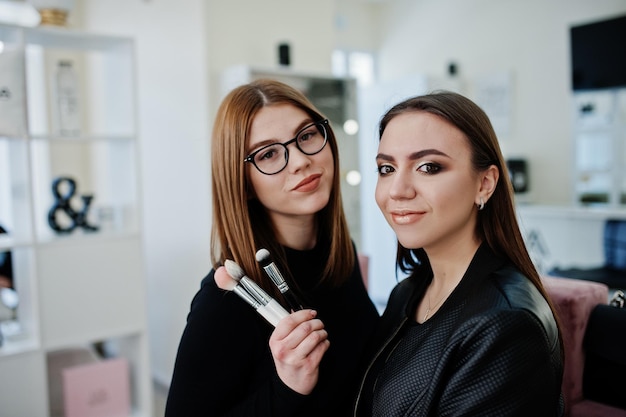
343, 119, 359, 135
346, 170, 362, 186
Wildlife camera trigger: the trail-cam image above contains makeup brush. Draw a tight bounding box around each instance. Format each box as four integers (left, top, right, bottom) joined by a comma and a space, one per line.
224, 260, 289, 324
213, 271, 282, 326
255, 248, 303, 311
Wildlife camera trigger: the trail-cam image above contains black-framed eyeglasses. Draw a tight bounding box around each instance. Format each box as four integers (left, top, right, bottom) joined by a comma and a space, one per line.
244, 119, 329, 175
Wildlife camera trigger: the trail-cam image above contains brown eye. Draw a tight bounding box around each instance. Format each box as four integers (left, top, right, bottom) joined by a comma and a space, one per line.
417, 162, 442, 174
377, 165, 394, 175
257, 146, 280, 161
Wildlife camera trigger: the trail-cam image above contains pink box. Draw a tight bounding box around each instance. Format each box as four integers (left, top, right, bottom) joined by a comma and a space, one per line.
62, 357, 131, 417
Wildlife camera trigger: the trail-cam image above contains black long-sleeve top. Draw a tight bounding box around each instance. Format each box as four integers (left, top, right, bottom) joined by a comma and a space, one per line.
165, 243, 379, 416
355, 243, 563, 416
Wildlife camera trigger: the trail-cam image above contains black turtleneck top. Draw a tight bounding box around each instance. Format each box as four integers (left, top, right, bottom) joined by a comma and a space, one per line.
165, 243, 379, 416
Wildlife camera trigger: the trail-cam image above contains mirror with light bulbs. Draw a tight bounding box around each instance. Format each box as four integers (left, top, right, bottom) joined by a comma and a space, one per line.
224, 68, 363, 247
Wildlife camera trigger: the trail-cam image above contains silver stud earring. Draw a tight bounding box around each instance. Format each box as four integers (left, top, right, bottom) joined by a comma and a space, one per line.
477, 197, 485, 211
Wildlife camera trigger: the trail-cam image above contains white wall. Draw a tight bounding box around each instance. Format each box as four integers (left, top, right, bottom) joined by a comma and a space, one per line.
334, 0, 383, 51
375, 0, 626, 204
355, 0, 626, 307
78, 0, 339, 388
78, 0, 212, 386
74, 0, 626, 387
204, 0, 335, 113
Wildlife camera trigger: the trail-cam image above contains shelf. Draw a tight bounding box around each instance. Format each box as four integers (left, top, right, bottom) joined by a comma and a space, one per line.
0, 350, 48, 416
28, 134, 136, 141
0, 138, 33, 246
24, 36, 136, 139
29, 138, 139, 242
46, 332, 150, 417
23, 25, 133, 52
0, 23, 22, 45
34, 230, 141, 247
37, 237, 146, 349
572, 88, 626, 207
0, 24, 150, 416
0, 246, 39, 357
0, 328, 39, 357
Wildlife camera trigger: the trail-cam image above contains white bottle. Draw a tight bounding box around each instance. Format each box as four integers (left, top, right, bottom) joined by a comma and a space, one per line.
55, 60, 80, 136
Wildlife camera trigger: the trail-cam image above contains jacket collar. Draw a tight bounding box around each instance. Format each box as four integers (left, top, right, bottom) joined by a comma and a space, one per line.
399, 242, 507, 318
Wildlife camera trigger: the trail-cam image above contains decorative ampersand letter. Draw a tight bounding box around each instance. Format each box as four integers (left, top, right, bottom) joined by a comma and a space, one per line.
47, 177, 99, 234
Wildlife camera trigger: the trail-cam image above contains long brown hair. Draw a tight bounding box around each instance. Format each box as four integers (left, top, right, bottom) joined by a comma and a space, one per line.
210, 79, 354, 301
379, 91, 561, 334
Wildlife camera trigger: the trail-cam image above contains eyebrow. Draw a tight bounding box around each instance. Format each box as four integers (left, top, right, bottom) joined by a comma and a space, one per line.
376, 148, 450, 162
248, 118, 315, 151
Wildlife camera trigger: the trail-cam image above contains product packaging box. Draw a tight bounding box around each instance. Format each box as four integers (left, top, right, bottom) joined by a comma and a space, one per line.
62, 357, 131, 417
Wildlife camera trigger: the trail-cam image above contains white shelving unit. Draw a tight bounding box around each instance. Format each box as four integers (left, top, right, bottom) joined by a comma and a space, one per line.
572, 88, 626, 206
0, 23, 151, 417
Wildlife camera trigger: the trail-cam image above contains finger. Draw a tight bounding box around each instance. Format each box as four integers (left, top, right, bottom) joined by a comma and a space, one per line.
271, 327, 329, 364
279, 335, 330, 375
294, 328, 329, 360
272, 309, 320, 339
271, 316, 326, 352
274, 338, 331, 395
306, 338, 330, 365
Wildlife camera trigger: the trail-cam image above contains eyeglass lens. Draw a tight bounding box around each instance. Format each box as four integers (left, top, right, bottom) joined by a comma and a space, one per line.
251, 121, 327, 174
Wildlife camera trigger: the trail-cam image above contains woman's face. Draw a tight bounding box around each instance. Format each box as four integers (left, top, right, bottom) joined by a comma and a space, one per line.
246, 104, 334, 226
375, 111, 482, 253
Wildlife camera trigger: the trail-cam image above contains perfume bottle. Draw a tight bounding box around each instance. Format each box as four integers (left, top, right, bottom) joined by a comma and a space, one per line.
55, 59, 80, 136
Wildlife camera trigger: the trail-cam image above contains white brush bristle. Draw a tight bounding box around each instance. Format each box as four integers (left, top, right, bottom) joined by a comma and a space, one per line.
255, 248, 270, 263
224, 259, 245, 281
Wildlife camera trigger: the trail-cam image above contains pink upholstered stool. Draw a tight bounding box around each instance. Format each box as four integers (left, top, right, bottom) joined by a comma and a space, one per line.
542, 276, 626, 417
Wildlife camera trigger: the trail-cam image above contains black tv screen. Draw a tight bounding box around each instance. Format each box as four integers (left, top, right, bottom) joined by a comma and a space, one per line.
570, 14, 626, 91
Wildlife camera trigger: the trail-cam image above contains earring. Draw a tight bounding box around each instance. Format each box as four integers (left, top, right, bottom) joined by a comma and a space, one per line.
477, 197, 485, 211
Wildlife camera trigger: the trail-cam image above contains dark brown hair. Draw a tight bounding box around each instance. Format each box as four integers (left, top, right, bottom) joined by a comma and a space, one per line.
379, 91, 561, 338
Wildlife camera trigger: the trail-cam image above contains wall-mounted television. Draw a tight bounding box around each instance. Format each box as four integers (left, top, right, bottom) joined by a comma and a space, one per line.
570, 14, 626, 91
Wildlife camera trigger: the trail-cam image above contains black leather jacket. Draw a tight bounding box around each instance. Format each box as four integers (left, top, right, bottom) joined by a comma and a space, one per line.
354, 243, 564, 417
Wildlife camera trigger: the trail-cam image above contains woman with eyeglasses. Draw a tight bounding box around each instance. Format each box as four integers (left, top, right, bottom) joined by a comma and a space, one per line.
165, 79, 379, 416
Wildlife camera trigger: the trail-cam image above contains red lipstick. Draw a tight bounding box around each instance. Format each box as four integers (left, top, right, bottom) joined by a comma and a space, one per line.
293, 174, 321, 192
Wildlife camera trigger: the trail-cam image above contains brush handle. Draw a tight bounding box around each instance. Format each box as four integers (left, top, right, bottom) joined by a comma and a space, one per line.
265, 299, 289, 321
240, 278, 289, 319
224, 258, 289, 327
261, 262, 304, 311
239, 276, 289, 322
233, 283, 285, 327
283, 291, 304, 312
262, 263, 287, 290
240, 277, 271, 304
256, 305, 283, 327
232, 285, 261, 309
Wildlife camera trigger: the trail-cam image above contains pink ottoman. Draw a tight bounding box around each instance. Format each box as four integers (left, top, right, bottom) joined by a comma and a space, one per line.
542, 276, 626, 417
